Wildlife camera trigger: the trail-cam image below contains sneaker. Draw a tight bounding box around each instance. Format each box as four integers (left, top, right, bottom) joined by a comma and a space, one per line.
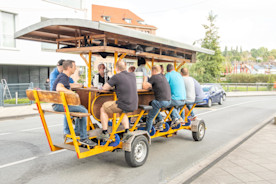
79, 138, 97, 147
171, 118, 181, 127
97, 132, 109, 141
122, 132, 133, 142
155, 120, 165, 131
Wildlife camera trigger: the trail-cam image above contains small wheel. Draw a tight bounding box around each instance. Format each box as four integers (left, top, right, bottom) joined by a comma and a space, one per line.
192, 120, 206, 141
207, 99, 212, 107
218, 97, 223, 105
125, 135, 149, 167
222, 94, 226, 101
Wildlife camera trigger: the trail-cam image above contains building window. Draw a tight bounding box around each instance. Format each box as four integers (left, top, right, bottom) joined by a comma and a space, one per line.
124, 18, 132, 23
102, 16, 111, 22
137, 20, 145, 25
44, 0, 82, 9
0, 11, 16, 48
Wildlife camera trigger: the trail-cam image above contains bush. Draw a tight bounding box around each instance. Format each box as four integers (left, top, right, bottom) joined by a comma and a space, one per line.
226, 74, 276, 83
4, 98, 30, 104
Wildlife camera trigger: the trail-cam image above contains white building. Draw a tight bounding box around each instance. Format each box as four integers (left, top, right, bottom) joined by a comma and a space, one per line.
0, 0, 92, 87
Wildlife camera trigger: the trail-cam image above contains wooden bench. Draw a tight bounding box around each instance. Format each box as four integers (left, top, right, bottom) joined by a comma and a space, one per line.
26, 89, 93, 153
33, 108, 91, 118
26, 89, 91, 118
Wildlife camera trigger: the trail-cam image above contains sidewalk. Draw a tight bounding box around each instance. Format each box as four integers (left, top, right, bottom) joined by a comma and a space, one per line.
191, 122, 276, 184
0, 103, 52, 120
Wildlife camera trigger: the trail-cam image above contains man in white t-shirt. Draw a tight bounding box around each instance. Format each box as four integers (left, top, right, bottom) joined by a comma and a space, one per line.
181, 68, 196, 120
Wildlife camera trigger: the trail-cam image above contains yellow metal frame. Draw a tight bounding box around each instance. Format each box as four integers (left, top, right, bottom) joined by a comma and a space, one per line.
31, 41, 198, 160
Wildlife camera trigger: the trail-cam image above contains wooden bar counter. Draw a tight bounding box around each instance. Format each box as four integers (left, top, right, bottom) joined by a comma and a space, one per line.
73, 87, 154, 121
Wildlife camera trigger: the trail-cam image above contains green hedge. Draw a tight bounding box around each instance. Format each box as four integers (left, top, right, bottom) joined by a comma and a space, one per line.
4, 98, 30, 104
226, 74, 276, 83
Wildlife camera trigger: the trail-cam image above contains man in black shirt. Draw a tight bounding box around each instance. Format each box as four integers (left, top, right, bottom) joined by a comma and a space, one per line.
97, 61, 138, 141
143, 65, 171, 132
52, 60, 96, 147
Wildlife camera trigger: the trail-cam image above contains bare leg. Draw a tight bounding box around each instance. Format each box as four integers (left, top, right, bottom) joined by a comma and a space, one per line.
100, 107, 109, 130
121, 114, 129, 129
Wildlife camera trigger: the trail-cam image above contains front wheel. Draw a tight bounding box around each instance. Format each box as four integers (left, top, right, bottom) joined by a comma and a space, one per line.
192, 120, 206, 141
207, 99, 212, 107
125, 135, 149, 167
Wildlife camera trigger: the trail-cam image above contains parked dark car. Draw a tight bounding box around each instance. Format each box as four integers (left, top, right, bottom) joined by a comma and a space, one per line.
197, 84, 224, 107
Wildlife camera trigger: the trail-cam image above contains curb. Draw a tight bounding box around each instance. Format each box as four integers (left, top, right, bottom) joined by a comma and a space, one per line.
168, 113, 276, 184
0, 113, 39, 121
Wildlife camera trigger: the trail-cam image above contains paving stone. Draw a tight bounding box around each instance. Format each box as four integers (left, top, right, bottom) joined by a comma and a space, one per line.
191, 176, 219, 184
254, 170, 276, 180
262, 164, 276, 172
213, 174, 243, 183
245, 180, 271, 184
241, 164, 271, 173
234, 172, 264, 182
223, 166, 250, 175
268, 180, 276, 184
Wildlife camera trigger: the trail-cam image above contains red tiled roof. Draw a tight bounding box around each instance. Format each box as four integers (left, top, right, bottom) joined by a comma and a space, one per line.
92, 4, 157, 29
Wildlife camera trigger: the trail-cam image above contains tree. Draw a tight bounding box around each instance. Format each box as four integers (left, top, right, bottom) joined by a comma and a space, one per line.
258, 47, 269, 62
192, 11, 225, 82
270, 49, 276, 59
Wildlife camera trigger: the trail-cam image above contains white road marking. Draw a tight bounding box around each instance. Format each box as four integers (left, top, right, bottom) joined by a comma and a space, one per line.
20, 124, 62, 132
0, 124, 62, 136
0, 132, 11, 136
48, 149, 66, 155
0, 157, 37, 169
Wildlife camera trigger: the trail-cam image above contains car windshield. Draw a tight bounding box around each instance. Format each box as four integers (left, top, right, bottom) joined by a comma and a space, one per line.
202, 86, 211, 92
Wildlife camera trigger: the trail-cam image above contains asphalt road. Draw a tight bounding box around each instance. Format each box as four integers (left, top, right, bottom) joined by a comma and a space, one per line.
0, 96, 276, 184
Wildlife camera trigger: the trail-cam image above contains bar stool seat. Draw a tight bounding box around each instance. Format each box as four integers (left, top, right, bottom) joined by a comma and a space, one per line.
138, 105, 153, 111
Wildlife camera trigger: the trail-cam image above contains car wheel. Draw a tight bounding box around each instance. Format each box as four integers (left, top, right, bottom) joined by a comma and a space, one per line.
222, 94, 226, 101
218, 97, 223, 105
207, 99, 212, 107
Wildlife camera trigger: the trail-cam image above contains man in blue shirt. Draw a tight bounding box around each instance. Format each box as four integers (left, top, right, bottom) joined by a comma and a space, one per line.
50, 59, 74, 91
165, 64, 186, 127
52, 60, 96, 147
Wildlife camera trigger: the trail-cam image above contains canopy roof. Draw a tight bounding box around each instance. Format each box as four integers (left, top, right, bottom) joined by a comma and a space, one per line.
15, 18, 214, 63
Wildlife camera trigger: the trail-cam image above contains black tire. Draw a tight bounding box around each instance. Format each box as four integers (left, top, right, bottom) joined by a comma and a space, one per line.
192, 120, 206, 141
207, 99, 212, 107
223, 94, 226, 101
125, 135, 149, 167
218, 97, 223, 105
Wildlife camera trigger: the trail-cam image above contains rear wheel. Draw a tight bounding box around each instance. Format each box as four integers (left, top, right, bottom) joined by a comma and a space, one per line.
192, 120, 206, 141
125, 135, 149, 167
207, 99, 212, 107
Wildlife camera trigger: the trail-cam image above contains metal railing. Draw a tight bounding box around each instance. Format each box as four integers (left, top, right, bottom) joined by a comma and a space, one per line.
0, 83, 34, 106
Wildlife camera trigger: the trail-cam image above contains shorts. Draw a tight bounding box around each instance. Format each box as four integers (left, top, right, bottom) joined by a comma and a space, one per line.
102, 101, 123, 115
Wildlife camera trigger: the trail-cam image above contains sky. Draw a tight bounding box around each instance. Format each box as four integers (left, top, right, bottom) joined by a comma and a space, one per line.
90, 0, 276, 52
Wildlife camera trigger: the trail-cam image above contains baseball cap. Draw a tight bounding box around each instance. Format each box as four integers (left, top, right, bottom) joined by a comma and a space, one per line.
57, 59, 65, 66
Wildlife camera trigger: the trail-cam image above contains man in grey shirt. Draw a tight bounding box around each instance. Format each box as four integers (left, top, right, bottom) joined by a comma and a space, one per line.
180, 68, 196, 120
